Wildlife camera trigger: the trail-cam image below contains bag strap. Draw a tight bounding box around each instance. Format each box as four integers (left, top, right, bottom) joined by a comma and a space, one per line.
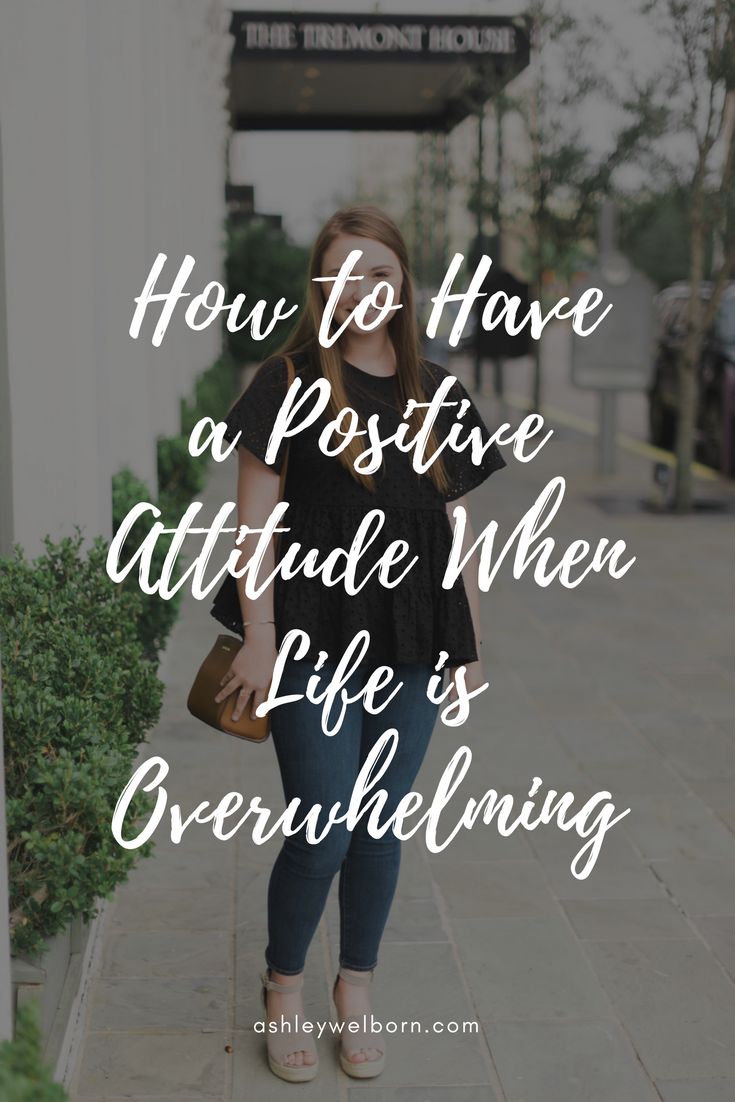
271, 354, 295, 565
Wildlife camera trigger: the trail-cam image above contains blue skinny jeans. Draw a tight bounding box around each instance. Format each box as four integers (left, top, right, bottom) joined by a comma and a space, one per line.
265, 659, 439, 975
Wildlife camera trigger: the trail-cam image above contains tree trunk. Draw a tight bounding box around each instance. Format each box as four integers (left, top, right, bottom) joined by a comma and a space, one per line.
530, 268, 543, 412
531, 329, 542, 413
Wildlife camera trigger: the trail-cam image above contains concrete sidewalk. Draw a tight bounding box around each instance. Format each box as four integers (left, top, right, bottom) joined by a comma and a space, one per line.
69, 382, 735, 1102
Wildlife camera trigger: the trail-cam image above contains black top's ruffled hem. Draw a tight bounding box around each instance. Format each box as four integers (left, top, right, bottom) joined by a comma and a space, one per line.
210, 501, 479, 667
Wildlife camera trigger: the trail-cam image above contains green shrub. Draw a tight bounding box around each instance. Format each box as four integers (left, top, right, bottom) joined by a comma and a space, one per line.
1, 531, 163, 958
0, 1004, 67, 1100
161, 350, 238, 513
180, 352, 238, 437
112, 469, 182, 663
112, 352, 235, 662
225, 220, 308, 364
157, 433, 206, 518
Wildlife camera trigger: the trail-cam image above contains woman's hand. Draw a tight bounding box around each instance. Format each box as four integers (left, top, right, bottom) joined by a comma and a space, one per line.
214, 624, 278, 722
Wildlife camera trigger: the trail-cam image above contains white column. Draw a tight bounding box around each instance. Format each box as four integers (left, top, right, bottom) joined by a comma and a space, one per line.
85, 0, 157, 491
139, 0, 181, 443
0, 0, 109, 555
0, 128, 13, 1042
0, 0, 231, 553
0, 121, 14, 560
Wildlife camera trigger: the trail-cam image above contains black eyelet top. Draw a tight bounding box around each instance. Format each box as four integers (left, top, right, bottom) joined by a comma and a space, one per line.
210, 350, 506, 666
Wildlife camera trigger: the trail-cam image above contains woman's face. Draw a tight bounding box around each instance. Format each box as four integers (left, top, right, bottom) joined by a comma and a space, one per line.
319, 233, 403, 334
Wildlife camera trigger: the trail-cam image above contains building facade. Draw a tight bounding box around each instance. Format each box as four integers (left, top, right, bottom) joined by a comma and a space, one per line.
0, 0, 231, 558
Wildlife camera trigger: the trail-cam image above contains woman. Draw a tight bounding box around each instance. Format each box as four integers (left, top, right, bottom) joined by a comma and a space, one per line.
211, 206, 506, 1083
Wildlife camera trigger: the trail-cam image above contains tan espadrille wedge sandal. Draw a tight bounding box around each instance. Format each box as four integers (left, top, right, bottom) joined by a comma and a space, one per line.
260, 969, 319, 1083
331, 966, 386, 1078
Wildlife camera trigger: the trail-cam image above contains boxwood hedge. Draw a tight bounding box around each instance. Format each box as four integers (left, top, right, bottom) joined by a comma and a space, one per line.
1, 531, 163, 958
0, 1004, 68, 1100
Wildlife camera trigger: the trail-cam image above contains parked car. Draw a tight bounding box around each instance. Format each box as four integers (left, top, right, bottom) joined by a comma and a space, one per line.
648, 281, 735, 474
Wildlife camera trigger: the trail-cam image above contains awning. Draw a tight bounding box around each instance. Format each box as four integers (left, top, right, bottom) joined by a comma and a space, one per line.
228, 10, 530, 131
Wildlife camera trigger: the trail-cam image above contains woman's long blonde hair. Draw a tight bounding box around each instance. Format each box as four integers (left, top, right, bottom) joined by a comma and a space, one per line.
276, 204, 450, 495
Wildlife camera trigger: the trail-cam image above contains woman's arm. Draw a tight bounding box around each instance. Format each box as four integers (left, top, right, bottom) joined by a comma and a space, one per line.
214, 446, 281, 722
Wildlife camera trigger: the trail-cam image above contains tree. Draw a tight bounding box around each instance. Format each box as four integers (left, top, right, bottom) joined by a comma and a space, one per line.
497, 1, 665, 411
636, 0, 735, 511
618, 185, 700, 289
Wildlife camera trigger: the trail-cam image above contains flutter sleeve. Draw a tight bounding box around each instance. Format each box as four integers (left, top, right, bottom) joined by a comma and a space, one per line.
427, 367, 507, 502
222, 356, 290, 473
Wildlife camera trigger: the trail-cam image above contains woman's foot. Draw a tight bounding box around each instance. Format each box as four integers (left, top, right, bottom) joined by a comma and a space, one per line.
332, 967, 385, 1077
261, 968, 318, 1081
